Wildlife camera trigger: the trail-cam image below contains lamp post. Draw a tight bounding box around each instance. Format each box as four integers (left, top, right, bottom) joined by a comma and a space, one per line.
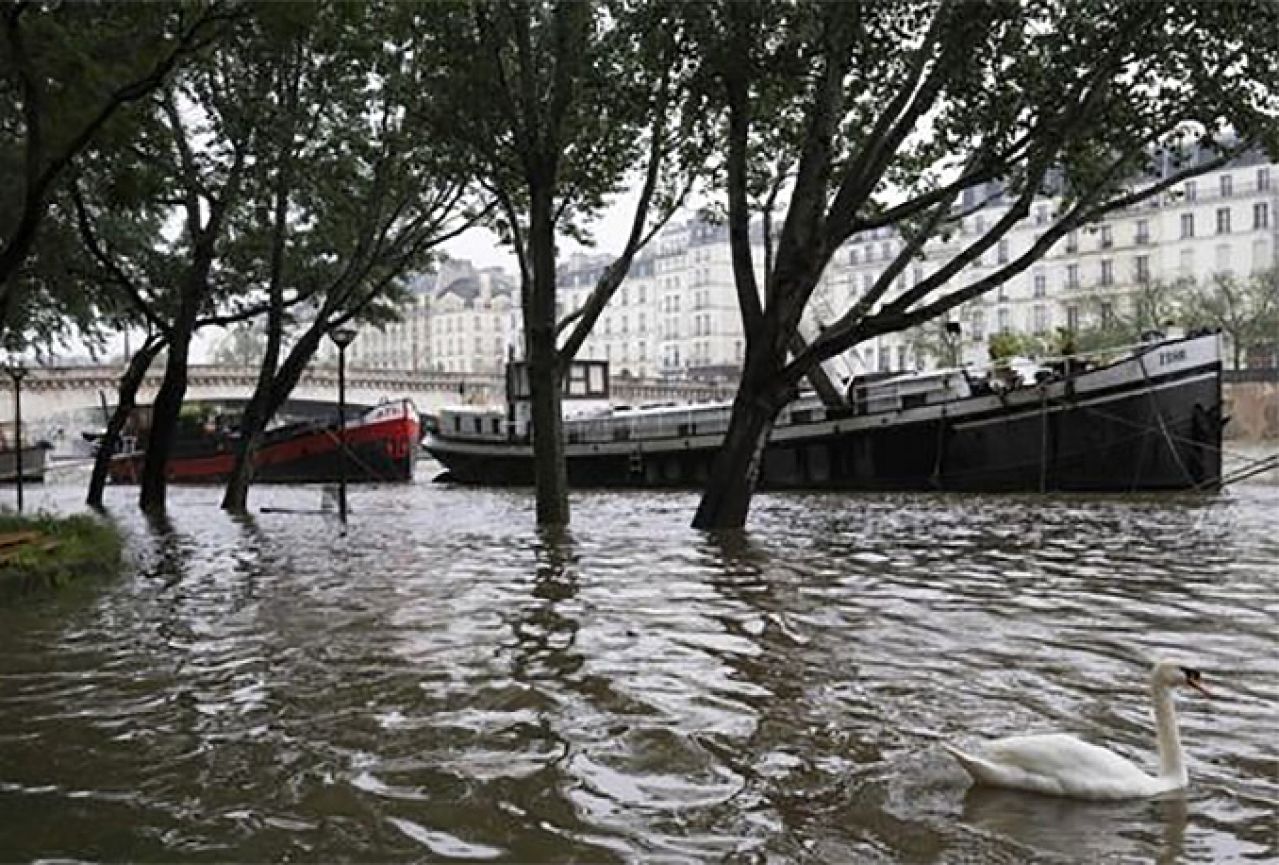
944, 321, 962, 368
328, 327, 357, 523
7, 362, 27, 514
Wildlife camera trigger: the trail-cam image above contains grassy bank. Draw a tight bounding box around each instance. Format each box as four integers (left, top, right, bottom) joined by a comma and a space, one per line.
0, 512, 123, 603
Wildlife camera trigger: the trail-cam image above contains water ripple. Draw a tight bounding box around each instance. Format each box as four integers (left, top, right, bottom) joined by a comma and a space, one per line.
0, 479, 1275, 863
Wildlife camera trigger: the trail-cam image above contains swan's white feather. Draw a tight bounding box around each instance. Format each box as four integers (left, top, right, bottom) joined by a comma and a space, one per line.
944, 661, 1202, 800
944, 734, 1173, 800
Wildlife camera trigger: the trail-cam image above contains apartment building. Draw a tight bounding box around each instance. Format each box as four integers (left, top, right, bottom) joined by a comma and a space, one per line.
344, 260, 520, 374
843, 150, 1277, 372
341, 151, 1275, 379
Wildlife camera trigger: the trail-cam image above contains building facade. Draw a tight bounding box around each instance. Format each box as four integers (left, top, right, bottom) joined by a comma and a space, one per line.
342, 153, 1276, 380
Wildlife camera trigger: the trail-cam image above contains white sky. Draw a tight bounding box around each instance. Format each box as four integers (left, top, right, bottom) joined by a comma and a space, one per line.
441, 189, 647, 272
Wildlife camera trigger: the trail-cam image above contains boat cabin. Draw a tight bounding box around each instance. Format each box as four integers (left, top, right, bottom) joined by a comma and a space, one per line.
849, 367, 973, 415
437, 359, 612, 442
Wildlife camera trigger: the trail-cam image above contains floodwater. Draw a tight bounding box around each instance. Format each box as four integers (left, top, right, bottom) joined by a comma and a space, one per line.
1, 471, 1276, 864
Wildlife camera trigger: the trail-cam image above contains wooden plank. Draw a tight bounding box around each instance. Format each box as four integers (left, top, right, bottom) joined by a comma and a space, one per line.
0, 531, 42, 549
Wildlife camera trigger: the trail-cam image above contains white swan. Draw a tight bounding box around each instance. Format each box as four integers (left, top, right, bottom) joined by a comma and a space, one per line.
944, 660, 1210, 800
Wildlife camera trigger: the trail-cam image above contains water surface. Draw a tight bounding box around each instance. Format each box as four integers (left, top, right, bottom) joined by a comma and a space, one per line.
1, 477, 1275, 863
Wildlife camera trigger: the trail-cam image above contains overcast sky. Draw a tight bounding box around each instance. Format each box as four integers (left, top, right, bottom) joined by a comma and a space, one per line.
442, 189, 647, 273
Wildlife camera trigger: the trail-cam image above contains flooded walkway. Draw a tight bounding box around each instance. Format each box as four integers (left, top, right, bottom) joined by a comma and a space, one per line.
1, 479, 1275, 862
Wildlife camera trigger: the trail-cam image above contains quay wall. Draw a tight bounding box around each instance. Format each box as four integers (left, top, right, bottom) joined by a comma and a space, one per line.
1223, 380, 1278, 441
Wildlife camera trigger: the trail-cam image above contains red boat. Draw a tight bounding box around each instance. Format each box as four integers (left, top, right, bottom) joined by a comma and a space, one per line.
108, 399, 420, 485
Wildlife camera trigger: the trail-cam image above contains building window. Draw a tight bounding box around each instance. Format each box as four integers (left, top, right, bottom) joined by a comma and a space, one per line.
997, 308, 1010, 333
1258, 167, 1271, 191
1066, 305, 1079, 332
972, 311, 986, 341
1184, 180, 1197, 201
1100, 259, 1114, 286
1180, 213, 1195, 238
1216, 207, 1232, 234
1066, 263, 1079, 288
1255, 201, 1270, 229
997, 239, 1010, 264
1035, 205, 1048, 226
1135, 255, 1150, 283
1099, 302, 1114, 327
849, 249, 859, 265
1033, 271, 1046, 297
1135, 219, 1150, 245
1100, 225, 1113, 248
1220, 174, 1233, 197
1065, 231, 1078, 253
1033, 304, 1048, 334
878, 347, 890, 371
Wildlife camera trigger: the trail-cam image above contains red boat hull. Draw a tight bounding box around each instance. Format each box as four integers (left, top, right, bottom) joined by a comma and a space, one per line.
109, 401, 420, 485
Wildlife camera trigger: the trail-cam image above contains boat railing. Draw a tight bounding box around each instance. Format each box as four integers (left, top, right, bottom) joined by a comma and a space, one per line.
566, 403, 739, 443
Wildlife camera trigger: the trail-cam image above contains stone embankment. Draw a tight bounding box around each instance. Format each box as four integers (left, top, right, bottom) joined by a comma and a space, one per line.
1223, 381, 1278, 441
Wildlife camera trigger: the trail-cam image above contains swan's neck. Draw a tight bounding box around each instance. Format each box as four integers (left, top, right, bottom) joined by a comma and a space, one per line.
1151, 681, 1186, 783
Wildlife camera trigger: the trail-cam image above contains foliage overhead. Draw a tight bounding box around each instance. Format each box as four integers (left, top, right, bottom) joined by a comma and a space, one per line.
691, 0, 1279, 387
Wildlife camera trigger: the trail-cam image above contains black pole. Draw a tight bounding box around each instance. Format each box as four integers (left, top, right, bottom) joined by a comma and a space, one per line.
337, 345, 347, 523
13, 373, 23, 514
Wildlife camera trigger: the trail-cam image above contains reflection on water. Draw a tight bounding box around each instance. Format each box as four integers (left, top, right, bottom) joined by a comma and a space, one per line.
0, 480, 1276, 863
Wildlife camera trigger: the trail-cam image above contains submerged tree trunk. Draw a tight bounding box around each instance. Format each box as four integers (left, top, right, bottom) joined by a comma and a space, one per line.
691, 390, 784, 530
527, 185, 569, 527
221, 329, 323, 512
691, 349, 790, 530
86, 336, 164, 508
138, 327, 192, 513
220, 405, 267, 513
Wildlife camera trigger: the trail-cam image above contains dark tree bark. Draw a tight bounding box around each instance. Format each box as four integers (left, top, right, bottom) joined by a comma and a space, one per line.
527, 182, 570, 526
138, 299, 199, 513
691, 349, 791, 530
0, 3, 233, 328
221, 328, 322, 511
86, 334, 165, 508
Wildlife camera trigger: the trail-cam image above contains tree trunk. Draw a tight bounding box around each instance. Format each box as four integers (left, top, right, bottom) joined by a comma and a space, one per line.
527, 183, 569, 527
691, 347, 788, 530
691, 386, 783, 530
138, 327, 192, 513
220, 418, 265, 513
86, 337, 163, 508
221, 328, 323, 512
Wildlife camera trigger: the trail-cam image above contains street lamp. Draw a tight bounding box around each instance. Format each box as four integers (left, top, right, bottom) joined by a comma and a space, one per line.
6, 361, 28, 514
944, 321, 962, 368
328, 327, 357, 523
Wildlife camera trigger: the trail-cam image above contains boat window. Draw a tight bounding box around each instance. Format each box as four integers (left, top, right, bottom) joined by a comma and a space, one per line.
567, 364, 588, 396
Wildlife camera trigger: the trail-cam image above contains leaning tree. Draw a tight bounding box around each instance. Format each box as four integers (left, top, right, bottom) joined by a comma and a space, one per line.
0, 0, 236, 337
686, 0, 1279, 529
219, 2, 486, 513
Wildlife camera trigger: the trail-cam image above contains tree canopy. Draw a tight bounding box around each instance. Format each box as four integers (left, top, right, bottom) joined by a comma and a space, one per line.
687, 0, 1279, 528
